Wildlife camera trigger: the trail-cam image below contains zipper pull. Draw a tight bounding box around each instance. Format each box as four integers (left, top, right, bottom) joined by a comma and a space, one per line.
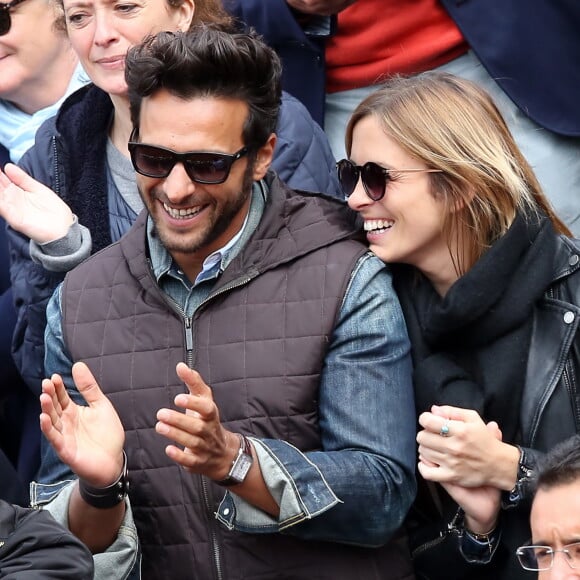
184, 317, 193, 351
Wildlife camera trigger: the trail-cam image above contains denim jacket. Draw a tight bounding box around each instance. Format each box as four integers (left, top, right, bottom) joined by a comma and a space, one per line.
36, 184, 417, 571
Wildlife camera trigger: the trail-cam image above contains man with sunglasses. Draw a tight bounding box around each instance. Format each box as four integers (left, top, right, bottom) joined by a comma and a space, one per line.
516, 435, 580, 579
35, 25, 417, 580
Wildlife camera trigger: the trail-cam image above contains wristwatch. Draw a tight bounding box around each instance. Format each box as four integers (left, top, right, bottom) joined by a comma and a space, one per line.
216, 434, 253, 487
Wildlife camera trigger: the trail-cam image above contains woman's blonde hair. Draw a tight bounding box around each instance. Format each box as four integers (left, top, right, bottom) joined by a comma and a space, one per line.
345, 72, 570, 274
54, 0, 232, 33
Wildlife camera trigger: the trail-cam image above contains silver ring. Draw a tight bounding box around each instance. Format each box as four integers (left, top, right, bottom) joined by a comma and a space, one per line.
439, 419, 450, 437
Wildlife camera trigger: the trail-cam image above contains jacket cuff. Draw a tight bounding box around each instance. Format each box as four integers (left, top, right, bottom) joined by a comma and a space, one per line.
215, 437, 340, 533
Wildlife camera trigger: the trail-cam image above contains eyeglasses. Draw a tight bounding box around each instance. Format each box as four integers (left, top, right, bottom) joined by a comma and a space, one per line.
0, 0, 27, 35
516, 541, 580, 571
128, 131, 249, 184
336, 158, 442, 202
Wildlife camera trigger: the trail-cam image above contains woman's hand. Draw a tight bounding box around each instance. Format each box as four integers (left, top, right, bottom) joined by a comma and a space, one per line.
0, 163, 74, 244
417, 405, 520, 490
443, 481, 501, 535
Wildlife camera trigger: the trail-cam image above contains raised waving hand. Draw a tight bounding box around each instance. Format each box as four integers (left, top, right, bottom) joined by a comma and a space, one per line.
0, 163, 74, 244
40, 362, 125, 487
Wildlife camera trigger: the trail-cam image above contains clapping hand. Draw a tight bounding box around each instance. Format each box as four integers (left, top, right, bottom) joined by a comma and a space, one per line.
0, 163, 74, 244
155, 363, 239, 481
40, 362, 126, 487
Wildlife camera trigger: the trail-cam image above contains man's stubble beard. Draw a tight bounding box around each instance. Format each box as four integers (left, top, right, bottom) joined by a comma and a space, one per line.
144, 158, 256, 255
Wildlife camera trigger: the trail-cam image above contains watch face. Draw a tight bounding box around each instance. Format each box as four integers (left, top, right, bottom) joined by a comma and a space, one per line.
230, 452, 253, 483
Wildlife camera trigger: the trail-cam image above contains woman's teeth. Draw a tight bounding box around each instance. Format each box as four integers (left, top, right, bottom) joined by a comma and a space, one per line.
364, 219, 394, 233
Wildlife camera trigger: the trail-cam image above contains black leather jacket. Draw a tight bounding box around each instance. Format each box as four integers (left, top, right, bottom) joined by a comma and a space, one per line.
521, 235, 580, 454
0, 499, 93, 578
410, 234, 580, 580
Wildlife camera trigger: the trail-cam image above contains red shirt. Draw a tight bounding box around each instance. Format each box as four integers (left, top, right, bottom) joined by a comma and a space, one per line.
326, 0, 468, 93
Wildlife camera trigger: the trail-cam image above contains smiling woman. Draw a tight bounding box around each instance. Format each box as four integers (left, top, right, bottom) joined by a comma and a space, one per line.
343, 72, 580, 580
0, 0, 83, 150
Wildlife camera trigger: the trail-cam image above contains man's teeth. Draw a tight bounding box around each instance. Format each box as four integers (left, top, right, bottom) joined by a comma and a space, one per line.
364, 219, 394, 232
163, 202, 202, 219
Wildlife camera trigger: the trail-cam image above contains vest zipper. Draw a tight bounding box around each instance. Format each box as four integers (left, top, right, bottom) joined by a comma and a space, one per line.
201, 477, 224, 580
147, 265, 257, 579
184, 317, 193, 369
196, 273, 256, 314
193, 274, 257, 580
181, 312, 223, 579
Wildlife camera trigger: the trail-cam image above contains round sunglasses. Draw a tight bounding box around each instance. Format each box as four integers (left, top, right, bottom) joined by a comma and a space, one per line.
336, 158, 442, 201
0, 0, 27, 36
128, 137, 249, 185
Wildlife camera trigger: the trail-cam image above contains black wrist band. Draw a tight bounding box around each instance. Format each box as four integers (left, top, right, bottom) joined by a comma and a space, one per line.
79, 451, 129, 509
501, 446, 534, 509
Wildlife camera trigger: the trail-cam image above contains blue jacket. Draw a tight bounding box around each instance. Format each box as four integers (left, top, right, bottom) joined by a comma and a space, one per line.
228, 0, 580, 136
9, 83, 342, 395
1, 146, 40, 490
440, 0, 580, 136
225, 0, 328, 126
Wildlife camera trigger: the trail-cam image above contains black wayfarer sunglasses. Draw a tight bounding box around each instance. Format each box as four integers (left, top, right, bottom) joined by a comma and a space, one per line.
337, 158, 442, 202
0, 0, 27, 36
128, 131, 249, 185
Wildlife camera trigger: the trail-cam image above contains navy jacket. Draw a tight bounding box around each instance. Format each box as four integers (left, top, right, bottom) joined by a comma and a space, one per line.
0, 146, 40, 491
9, 82, 342, 397
228, 0, 580, 136
440, 0, 580, 136
225, 0, 328, 126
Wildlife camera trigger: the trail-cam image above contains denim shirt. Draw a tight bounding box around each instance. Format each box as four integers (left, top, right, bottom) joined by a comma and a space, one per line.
37, 183, 417, 551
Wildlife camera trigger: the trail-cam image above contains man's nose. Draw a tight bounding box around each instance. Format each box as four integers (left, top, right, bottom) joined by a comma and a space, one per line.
164, 163, 196, 202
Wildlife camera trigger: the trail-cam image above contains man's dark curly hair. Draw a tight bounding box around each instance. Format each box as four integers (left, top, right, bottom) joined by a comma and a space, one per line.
125, 24, 282, 151
535, 435, 580, 492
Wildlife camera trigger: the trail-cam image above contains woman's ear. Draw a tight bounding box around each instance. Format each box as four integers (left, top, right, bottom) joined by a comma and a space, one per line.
252, 133, 277, 181
450, 188, 476, 213
175, 0, 195, 32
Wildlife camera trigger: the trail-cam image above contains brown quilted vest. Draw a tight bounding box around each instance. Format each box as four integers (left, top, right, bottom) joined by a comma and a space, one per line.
62, 178, 414, 580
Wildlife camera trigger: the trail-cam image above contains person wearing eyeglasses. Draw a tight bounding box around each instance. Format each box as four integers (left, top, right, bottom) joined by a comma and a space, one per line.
0, 0, 88, 499
341, 71, 580, 579
516, 435, 580, 579
33, 25, 417, 580
0, 0, 342, 423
